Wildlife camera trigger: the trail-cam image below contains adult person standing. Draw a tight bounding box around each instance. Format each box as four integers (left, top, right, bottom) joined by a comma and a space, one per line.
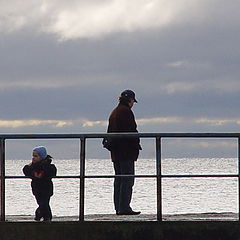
106, 90, 141, 215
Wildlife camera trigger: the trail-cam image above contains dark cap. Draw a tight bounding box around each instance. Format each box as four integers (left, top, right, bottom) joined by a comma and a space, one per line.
120, 89, 138, 103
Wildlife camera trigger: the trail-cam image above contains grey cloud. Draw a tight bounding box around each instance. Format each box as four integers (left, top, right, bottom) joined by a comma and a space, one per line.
0, 86, 117, 120
2, 0, 239, 40
0, 83, 239, 122
0, 0, 206, 39
1, 6, 240, 91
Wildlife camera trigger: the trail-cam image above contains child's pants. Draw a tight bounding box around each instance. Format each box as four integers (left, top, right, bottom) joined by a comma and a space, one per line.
35, 195, 52, 220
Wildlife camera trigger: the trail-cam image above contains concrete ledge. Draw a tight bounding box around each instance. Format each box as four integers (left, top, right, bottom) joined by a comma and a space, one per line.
1, 221, 240, 240
5, 212, 239, 221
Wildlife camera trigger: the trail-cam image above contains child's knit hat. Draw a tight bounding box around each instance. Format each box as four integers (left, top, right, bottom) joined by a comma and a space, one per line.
33, 146, 47, 160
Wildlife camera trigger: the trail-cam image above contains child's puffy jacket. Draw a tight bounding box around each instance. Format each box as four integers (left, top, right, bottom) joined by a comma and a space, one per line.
23, 156, 57, 197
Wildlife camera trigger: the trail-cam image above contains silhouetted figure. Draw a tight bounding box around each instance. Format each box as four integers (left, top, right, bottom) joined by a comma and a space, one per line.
106, 90, 141, 215
23, 146, 57, 221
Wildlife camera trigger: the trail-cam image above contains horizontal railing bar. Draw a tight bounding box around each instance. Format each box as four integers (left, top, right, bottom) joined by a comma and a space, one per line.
5, 174, 239, 179
0, 132, 240, 139
5, 176, 80, 179
84, 174, 239, 178
162, 174, 239, 178
85, 175, 157, 178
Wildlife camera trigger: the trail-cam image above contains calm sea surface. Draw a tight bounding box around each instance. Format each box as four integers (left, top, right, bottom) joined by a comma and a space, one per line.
4, 158, 238, 217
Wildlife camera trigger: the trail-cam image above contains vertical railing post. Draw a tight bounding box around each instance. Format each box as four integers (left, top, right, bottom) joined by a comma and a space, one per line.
238, 137, 240, 221
0, 138, 5, 221
156, 137, 162, 221
79, 137, 86, 221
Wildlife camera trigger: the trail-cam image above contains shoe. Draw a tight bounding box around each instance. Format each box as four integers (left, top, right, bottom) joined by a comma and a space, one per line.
34, 217, 41, 221
117, 210, 141, 215
34, 208, 42, 221
43, 218, 52, 222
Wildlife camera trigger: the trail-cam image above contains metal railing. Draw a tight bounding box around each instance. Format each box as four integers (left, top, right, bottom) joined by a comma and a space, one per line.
0, 133, 240, 221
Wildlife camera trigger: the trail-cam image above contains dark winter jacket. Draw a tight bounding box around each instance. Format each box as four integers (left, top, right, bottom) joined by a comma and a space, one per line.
107, 102, 141, 162
23, 156, 57, 197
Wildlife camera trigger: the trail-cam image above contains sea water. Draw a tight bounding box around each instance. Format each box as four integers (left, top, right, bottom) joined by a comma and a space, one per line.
4, 158, 238, 217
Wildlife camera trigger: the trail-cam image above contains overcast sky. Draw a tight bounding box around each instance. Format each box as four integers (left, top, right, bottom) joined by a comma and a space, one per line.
0, 0, 239, 159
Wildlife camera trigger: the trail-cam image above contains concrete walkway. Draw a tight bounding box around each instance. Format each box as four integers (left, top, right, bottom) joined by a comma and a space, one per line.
5, 212, 238, 222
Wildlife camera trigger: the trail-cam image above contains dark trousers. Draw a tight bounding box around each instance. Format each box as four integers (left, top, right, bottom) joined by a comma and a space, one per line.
35, 195, 52, 220
113, 160, 135, 212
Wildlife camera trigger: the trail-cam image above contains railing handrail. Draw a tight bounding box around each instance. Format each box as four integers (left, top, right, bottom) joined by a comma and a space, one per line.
1, 132, 240, 222
4, 174, 240, 179
0, 132, 240, 139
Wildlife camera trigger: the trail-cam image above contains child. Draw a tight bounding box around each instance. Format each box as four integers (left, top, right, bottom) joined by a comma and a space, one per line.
23, 146, 57, 221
